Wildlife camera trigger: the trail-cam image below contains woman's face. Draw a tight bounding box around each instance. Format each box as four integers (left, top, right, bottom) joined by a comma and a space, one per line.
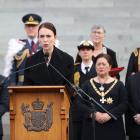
38, 27, 56, 53
79, 48, 93, 61
90, 28, 105, 45
96, 57, 111, 76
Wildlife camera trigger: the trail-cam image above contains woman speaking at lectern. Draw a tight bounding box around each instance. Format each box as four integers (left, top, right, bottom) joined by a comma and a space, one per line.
24, 22, 74, 86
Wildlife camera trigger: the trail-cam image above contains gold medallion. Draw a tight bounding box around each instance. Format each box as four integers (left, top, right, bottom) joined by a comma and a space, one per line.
90, 79, 117, 104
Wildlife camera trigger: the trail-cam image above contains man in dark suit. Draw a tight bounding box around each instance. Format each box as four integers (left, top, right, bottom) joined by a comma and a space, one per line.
125, 72, 140, 140
0, 75, 9, 140
3, 13, 42, 85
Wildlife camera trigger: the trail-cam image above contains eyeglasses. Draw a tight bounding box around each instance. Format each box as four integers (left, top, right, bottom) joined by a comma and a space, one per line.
92, 31, 104, 35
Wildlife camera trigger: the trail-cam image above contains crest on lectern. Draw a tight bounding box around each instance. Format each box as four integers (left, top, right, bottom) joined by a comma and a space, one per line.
21, 98, 53, 131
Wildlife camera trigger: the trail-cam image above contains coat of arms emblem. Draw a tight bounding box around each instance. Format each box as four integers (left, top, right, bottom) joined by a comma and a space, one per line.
21, 98, 53, 132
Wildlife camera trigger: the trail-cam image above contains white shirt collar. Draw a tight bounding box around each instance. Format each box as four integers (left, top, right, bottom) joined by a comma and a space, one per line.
81, 61, 93, 74
28, 37, 38, 46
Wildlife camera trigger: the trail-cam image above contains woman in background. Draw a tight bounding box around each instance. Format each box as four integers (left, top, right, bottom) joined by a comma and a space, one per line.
79, 54, 127, 140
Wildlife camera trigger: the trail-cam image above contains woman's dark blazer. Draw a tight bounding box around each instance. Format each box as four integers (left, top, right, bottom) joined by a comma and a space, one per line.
24, 47, 74, 86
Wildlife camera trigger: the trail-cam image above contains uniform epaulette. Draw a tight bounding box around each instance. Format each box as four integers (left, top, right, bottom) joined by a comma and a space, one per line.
15, 49, 30, 68
74, 62, 80, 66
133, 48, 139, 56
74, 71, 80, 86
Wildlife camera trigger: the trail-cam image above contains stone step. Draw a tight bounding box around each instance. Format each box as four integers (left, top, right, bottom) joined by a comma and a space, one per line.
0, 7, 139, 18
0, 0, 114, 8
114, 0, 140, 7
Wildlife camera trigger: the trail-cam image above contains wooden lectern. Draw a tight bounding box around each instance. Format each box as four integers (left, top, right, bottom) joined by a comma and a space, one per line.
8, 86, 70, 140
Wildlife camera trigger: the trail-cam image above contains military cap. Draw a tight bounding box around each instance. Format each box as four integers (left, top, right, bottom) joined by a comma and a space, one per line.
22, 13, 42, 25
77, 40, 94, 50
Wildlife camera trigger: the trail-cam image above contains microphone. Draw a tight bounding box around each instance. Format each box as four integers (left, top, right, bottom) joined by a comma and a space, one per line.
44, 52, 49, 63
43, 52, 117, 120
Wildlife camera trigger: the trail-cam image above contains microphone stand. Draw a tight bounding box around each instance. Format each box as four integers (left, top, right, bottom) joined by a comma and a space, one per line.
44, 54, 117, 140
44, 54, 117, 120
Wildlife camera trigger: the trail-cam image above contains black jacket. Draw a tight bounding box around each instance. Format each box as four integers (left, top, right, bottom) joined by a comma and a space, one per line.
125, 48, 140, 84
74, 63, 96, 88
125, 72, 140, 137
24, 47, 74, 86
0, 75, 9, 135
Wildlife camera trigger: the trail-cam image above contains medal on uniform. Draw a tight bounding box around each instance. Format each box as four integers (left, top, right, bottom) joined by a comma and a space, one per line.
100, 92, 106, 103
99, 85, 106, 103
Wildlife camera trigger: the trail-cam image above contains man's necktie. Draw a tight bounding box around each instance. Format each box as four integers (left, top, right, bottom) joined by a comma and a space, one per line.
31, 41, 37, 54
85, 66, 89, 74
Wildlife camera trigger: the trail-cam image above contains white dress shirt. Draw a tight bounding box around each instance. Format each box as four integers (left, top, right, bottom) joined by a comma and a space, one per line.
81, 61, 93, 74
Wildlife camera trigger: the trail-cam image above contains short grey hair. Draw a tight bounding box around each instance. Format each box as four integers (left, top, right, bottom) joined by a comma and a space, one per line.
91, 25, 106, 33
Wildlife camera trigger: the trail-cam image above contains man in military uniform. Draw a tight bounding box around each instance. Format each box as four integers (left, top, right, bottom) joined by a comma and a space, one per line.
3, 13, 42, 85
74, 40, 96, 87
70, 40, 96, 140
125, 48, 140, 83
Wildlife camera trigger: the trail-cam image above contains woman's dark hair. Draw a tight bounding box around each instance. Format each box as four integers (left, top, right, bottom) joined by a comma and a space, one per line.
38, 22, 56, 36
95, 53, 112, 66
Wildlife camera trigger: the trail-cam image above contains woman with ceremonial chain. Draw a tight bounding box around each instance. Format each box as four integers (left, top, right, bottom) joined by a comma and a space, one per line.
79, 53, 128, 140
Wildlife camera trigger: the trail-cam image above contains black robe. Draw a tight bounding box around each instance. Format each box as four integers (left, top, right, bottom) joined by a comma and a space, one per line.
125, 48, 140, 84
125, 72, 140, 137
24, 47, 74, 86
0, 75, 9, 136
77, 79, 127, 140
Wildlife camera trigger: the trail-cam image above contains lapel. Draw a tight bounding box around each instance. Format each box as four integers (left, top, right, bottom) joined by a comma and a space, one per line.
79, 63, 96, 76
34, 48, 62, 84
33, 49, 47, 72
135, 73, 140, 100
79, 63, 85, 75
49, 47, 62, 71
34, 48, 61, 72
24, 39, 31, 50
88, 63, 96, 77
